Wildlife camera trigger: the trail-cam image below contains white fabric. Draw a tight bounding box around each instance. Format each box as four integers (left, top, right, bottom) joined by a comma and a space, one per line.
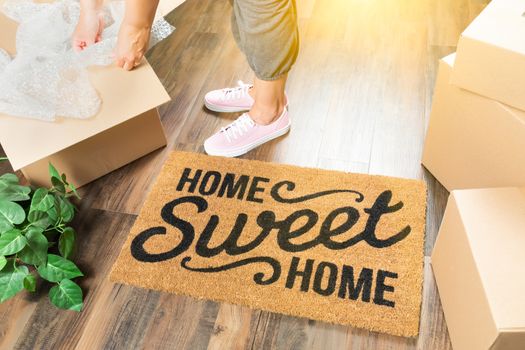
0, 0, 174, 122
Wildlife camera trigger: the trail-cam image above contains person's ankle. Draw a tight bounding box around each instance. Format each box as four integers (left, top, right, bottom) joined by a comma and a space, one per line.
248, 86, 256, 100
249, 103, 286, 125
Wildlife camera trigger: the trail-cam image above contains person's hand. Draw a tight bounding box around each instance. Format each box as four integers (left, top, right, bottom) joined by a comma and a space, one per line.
114, 22, 151, 71
72, 9, 104, 52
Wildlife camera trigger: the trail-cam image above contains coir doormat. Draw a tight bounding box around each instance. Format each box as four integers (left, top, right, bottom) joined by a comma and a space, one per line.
110, 151, 427, 337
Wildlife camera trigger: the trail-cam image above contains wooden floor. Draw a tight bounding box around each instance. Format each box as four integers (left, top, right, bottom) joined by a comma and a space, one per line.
0, 0, 489, 349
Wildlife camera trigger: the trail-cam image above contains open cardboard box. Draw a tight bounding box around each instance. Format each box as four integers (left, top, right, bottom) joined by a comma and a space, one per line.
451, 0, 525, 111
158, 0, 186, 16
431, 187, 525, 350
0, 0, 185, 188
422, 53, 525, 191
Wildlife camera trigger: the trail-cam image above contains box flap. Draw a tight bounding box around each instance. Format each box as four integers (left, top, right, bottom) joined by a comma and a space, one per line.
491, 329, 525, 350
0, 4, 16, 55
454, 188, 525, 329
158, 0, 186, 16
432, 195, 500, 350
442, 52, 525, 125
462, 0, 525, 56
441, 52, 456, 67
0, 6, 171, 171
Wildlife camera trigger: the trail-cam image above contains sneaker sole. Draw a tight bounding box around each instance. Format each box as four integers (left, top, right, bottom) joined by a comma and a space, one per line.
204, 123, 291, 158
204, 100, 252, 113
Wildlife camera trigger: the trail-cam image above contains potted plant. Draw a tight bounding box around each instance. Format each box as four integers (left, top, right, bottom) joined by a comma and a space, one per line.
0, 159, 84, 311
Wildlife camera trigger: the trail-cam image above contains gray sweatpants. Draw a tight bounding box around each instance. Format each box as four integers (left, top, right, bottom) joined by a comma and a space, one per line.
230, 0, 299, 81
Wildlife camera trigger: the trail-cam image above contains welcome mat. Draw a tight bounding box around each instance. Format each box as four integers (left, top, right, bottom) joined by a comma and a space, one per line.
110, 151, 427, 337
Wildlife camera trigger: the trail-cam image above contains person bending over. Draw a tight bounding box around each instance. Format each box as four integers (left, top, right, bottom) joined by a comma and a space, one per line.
73, 0, 299, 157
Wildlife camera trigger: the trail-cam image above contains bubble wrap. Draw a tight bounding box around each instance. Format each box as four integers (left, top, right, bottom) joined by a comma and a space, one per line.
0, 0, 175, 122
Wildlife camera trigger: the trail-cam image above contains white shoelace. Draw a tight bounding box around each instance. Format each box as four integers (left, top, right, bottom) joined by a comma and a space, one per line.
220, 80, 252, 101
221, 114, 256, 142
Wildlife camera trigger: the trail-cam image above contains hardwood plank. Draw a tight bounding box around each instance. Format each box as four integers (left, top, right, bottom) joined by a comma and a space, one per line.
415, 257, 452, 350
316, 157, 369, 174
75, 283, 161, 350
427, 0, 488, 47
206, 305, 261, 350
0, 295, 38, 350
365, 0, 429, 179
250, 312, 309, 350
139, 297, 218, 350
427, 0, 471, 47
318, 0, 407, 166
423, 170, 449, 256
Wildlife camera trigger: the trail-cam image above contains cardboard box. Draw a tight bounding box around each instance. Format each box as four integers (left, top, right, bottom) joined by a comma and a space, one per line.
451, 0, 525, 111
431, 187, 525, 350
0, 1, 171, 188
158, 0, 186, 16
422, 53, 525, 191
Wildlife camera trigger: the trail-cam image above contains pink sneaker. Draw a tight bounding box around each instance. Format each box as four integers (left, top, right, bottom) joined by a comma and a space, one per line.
204, 80, 254, 113
204, 108, 291, 157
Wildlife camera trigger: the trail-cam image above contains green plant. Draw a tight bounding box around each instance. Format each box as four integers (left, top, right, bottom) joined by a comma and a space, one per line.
0, 160, 84, 311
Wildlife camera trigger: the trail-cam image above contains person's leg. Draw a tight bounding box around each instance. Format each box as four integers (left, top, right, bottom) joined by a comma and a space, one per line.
232, 0, 299, 125
203, 0, 299, 157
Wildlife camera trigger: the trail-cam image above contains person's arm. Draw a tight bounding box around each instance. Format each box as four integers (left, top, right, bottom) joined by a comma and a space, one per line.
80, 0, 104, 12
123, 0, 160, 28
115, 0, 160, 71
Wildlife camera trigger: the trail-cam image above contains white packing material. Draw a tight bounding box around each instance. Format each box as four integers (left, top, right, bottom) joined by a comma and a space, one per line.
0, 0, 174, 122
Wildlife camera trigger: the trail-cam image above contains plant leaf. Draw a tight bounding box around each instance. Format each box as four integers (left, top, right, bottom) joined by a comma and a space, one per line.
48, 163, 61, 182
52, 179, 66, 194
0, 263, 29, 302
0, 187, 31, 202
28, 210, 51, 229
67, 183, 81, 199
0, 173, 19, 190
0, 173, 30, 202
0, 157, 7, 162
58, 227, 75, 259
0, 200, 26, 233
0, 229, 27, 256
31, 188, 47, 205
59, 199, 75, 223
0, 256, 6, 271
18, 228, 48, 266
49, 279, 83, 311
0, 182, 31, 202
23, 274, 36, 292
37, 254, 83, 283
48, 196, 74, 223
30, 189, 54, 213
